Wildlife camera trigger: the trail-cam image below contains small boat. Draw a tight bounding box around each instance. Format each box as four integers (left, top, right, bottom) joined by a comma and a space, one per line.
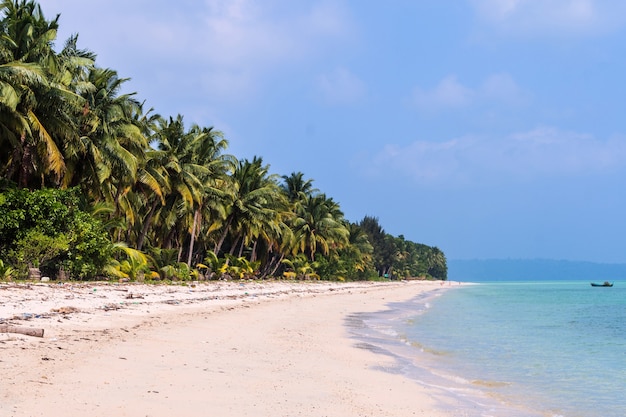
590, 281, 613, 287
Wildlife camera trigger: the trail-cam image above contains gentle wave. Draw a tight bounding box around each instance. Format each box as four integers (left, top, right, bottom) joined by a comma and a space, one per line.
348, 281, 626, 417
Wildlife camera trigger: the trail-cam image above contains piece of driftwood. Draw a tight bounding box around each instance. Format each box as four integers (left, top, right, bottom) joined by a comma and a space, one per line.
0, 324, 44, 338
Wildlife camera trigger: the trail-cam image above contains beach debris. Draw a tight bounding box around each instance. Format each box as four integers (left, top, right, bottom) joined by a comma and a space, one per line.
102, 303, 122, 311
0, 324, 44, 338
125, 293, 144, 299
51, 306, 80, 315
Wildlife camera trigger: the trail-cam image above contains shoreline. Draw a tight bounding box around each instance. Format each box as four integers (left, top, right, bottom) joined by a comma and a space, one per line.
2, 280, 464, 417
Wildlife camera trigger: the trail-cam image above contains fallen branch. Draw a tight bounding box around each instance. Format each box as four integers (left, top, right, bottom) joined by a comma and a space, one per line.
125, 293, 144, 299
0, 324, 44, 338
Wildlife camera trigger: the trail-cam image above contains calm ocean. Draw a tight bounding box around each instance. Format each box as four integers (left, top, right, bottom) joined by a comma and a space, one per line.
348, 282, 626, 417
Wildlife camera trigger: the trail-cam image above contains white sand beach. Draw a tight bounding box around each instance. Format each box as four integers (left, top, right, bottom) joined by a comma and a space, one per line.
0, 280, 467, 417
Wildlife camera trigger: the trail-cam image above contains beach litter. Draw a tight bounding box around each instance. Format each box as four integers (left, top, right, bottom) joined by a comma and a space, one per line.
0, 324, 44, 338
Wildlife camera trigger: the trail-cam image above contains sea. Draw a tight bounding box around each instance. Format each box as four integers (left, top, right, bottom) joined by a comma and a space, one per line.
347, 281, 626, 417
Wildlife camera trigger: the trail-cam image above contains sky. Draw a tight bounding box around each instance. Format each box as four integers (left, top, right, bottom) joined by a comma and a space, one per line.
36, 0, 626, 263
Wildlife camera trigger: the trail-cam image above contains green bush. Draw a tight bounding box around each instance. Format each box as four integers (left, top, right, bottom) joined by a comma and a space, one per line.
11, 230, 69, 268
0, 187, 113, 280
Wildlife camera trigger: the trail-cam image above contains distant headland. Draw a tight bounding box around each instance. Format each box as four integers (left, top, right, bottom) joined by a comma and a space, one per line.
448, 259, 626, 282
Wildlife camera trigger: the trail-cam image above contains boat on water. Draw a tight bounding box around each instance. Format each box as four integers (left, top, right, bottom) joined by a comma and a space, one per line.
590, 281, 613, 287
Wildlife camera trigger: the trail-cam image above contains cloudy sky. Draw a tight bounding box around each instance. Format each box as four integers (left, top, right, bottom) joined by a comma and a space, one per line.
38, 0, 626, 263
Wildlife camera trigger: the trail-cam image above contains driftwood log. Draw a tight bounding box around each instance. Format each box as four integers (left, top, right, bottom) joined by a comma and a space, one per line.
0, 324, 44, 338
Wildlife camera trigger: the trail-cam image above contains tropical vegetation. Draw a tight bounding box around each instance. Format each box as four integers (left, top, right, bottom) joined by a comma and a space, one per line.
0, 1, 447, 282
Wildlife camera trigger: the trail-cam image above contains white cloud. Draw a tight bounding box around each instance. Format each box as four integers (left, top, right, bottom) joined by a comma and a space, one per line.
198, 0, 355, 73
412, 73, 527, 112
316, 67, 366, 105
201, 0, 295, 70
481, 73, 528, 105
469, 0, 626, 36
40, 0, 357, 103
412, 76, 474, 111
367, 127, 626, 186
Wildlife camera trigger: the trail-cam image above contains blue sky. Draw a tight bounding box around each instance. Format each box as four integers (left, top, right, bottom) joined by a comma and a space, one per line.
38, 0, 626, 263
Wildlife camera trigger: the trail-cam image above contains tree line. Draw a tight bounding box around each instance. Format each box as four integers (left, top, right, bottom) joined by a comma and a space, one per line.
0, 0, 447, 282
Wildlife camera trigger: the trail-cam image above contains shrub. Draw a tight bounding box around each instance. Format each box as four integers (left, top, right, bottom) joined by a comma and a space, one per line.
0, 187, 113, 279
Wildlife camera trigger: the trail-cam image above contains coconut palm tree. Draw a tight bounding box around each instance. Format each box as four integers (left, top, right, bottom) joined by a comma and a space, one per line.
0, 60, 45, 173
280, 171, 318, 204
213, 156, 285, 262
360, 215, 397, 276
341, 222, 374, 277
146, 116, 206, 251
68, 67, 146, 206
183, 125, 234, 266
290, 193, 349, 261
426, 246, 447, 280
141, 116, 234, 268
0, 0, 84, 188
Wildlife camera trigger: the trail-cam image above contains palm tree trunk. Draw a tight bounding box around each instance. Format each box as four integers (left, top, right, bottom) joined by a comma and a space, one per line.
137, 199, 160, 251
164, 227, 176, 249
250, 240, 258, 262
18, 137, 31, 188
113, 183, 123, 216
214, 215, 233, 255
237, 237, 245, 257
187, 209, 199, 267
269, 253, 285, 277
229, 233, 242, 255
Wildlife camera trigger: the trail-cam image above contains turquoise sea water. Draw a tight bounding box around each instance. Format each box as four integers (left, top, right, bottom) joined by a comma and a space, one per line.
348, 282, 626, 417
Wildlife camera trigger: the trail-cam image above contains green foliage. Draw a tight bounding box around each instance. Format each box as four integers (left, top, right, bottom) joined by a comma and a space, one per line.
314, 252, 378, 281
318, 222, 377, 281
0, 259, 15, 280
147, 247, 179, 280
0, 187, 113, 279
359, 216, 397, 276
281, 254, 320, 280
200, 250, 229, 279
224, 254, 260, 280
64, 210, 114, 279
104, 243, 150, 280
11, 229, 69, 268
358, 217, 447, 280
0, 188, 71, 251
391, 235, 447, 280
160, 262, 199, 281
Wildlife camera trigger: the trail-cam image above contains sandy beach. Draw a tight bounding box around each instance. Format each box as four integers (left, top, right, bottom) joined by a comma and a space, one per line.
1, 280, 465, 417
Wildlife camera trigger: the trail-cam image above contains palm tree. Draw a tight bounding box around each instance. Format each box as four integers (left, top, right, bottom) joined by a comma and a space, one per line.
360, 215, 397, 276
213, 156, 285, 262
342, 222, 374, 277
184, 125, 234, 266
426, 246, 447, 280
290, 193, 349, 261
142, 116, 234, 268
280, 171, 318, 203
147, 116, 205, 252
281, 254, 319, 280
0, 0, 84, 188
0, 60, 45, 174
68, 67, 147, 207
